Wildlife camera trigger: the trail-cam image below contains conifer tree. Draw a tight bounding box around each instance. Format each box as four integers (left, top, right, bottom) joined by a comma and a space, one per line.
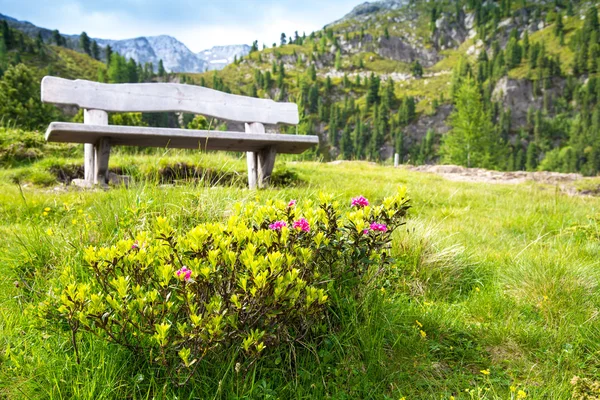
52, 29, 63, 46
79, 32, 91, 55
91, 40, 100, 60
441, 76, 498, 168
158, 59, 166, 78
335, 49, 342, 70
366, 73, 380, 107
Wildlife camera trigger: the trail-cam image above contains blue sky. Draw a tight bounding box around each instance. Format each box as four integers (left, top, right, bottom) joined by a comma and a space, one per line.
0, 0, 364, 52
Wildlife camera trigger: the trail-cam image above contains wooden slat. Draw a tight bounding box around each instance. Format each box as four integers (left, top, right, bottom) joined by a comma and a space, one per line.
41, 76, 299, 125
45, 122, 319, 154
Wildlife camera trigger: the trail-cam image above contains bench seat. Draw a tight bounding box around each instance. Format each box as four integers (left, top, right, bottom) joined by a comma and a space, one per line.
46, 122, 319, 154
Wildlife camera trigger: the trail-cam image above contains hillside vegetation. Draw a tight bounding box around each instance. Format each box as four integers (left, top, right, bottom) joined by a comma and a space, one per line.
2, 1, 600, 177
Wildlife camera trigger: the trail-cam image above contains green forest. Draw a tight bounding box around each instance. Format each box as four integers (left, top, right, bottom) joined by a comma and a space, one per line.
1, 0, 600, 175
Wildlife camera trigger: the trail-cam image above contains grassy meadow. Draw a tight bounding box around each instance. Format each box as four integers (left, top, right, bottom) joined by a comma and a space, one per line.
1, 148, 600, 399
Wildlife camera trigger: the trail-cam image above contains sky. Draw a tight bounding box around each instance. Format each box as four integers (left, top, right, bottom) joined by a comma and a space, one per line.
0, 0, 365, 52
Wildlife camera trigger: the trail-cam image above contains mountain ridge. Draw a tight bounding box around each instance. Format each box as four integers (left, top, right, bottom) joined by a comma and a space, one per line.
0, 13, 250, 72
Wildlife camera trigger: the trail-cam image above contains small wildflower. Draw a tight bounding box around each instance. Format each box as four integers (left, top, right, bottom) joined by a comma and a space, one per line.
517, 390, 527, 399
363, 229, 369, 235
293, 218, 310, 232
475, 287, 480, 292
480, 369, 490, 376
450, 396, 455, 400
42, 212, 48, 216
268, 220, 287, 231
415, 320, 423, 328
46, 228, 53, 236
131, 241, 140, 250
351, 195, 369, 208
369, 222, 388, 232
288, 199, 296, 207
419, 330, 426, 338
78, 209, 83, 214
176, 266, 192, 281
510, 386, 517, 393
44, 207, 51, 212
71, 219, 77, 225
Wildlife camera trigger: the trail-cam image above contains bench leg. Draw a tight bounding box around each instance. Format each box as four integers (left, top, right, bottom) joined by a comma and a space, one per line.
94, 137, 111, 185
247, 151, 258, 189
84, 143, 95, 184
257, 147, 276, 189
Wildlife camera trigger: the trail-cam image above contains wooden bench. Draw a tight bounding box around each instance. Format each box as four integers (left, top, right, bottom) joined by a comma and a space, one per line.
41, 76, 319, 189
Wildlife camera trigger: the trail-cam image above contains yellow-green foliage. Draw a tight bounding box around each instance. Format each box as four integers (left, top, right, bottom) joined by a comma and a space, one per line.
38, 192, 409, 381
46, 46, 107, 81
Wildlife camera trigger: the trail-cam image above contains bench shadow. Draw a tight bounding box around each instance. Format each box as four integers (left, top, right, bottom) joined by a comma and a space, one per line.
48, 162, 305, 188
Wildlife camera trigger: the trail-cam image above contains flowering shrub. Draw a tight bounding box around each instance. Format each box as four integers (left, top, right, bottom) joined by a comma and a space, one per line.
37, 190, 410, 383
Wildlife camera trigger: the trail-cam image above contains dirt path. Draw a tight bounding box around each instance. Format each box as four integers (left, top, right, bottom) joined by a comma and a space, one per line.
405, 164, 583, 185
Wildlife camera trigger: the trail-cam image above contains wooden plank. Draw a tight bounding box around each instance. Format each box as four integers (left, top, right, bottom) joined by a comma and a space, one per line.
45, 122, 319, 154
245, 123, 264, 190
83, 109, 108, 185
41, 76, 299, 125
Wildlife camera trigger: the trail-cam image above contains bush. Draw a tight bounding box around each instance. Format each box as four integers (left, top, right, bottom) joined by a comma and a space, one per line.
36, 191, 410, 384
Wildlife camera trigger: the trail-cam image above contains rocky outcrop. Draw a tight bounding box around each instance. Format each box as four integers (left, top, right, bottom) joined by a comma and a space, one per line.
492, 77, 565, 127
197, 45, 251, 71
433, 12, 470, 50
403, 104, 453, 148
377, 36, 439, 66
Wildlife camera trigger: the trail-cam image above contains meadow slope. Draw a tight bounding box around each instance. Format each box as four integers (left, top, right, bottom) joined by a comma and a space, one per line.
1, 152, 600, 399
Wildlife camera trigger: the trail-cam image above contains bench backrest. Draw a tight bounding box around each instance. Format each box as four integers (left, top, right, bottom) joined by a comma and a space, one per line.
41, 76, 299, 125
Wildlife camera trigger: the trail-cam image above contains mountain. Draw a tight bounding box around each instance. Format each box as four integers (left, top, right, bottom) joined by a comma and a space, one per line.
0, 13, 246, 72
95, 35, 208, 73
190, 0, 600, 176
328, 0, 410, 25
197, 44, 251, 71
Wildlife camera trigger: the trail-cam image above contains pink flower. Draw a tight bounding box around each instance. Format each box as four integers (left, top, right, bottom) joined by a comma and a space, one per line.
293, 218, 310, 232
351, 195, 369, 208
288, 199, 297, 207
176, 266, 192, 281
269, 220, 287, 230
363, 229, 369, 235
369, 223, 388, 232
131, 241, 140, 250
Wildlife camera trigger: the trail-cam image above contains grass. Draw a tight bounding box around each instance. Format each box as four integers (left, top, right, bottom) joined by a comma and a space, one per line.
1, 148, 600, 399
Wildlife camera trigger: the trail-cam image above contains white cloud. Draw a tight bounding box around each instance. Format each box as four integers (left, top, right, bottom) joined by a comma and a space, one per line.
3, 0, 363, 52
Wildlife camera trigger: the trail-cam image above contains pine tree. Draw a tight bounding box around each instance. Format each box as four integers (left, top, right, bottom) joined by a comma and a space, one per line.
341, 123, 353, 159
91, 40, 100, 60
280, 33, 287, 46
158, 59, 166, 78
441, 76, 498, 168
52, 29, 63, 46
329, 105, 338, 146
105, 45, 113, 66
411, 60, 424, 78
366, 73, 380, 107
554, 12, 564, 38
526, 142, 538, 171
1, 21, 12, 49
335, 49, 342, 70
309, 85, 319, 113
79, 32, 91, 55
